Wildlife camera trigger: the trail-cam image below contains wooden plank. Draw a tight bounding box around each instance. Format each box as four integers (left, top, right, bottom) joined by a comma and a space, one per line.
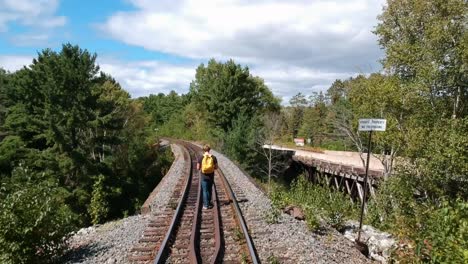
338, 173, 345, 190
357, 183, 364, 204
350, 178, 356, 193
369, 183, 376, 198
334, 176, 339, 189
345, 180, 351, 195
291, 155, 382, 204
345, 180, 355, 203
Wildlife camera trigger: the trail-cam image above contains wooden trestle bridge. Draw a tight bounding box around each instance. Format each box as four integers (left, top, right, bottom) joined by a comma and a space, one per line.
264, 145, 385, 204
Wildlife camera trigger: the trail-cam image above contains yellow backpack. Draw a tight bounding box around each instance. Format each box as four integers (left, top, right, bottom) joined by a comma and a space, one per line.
201, 154, 215, 174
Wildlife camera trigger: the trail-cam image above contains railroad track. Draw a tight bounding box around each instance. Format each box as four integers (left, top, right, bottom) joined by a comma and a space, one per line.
129, 141, 259, 263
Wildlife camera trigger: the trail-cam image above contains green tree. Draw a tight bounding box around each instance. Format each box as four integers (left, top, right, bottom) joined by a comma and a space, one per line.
4, 44, 100, 183
375, 0, 468, 119
288, 92, 308, 138
142, 91, 185, 127
301, 92, 329, 146
417, 117, 468, 199
189, 59, 279, 134
88, 174, 110, 224
0, 136, 26, 174
326, 77, 368, 165
348, 74, 413, 176
0, 43, 172, 262
326, 79, 347, 105
1, 44, 168, 224
374, 0, 468, 186
224, 113, 255, 162
0, 68, 8, 131
360, 3, 468, 261
88, 76, 131, 164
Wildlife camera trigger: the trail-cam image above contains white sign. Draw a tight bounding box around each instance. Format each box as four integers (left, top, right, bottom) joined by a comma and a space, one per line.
359, 119, 387, 131
294, 138, 305, 146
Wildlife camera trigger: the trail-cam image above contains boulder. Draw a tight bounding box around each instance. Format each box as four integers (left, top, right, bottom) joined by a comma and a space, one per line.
283, 205, 306, 220
342, 220, 396, 263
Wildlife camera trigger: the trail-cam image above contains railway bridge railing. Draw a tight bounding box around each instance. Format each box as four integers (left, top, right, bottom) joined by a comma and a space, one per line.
294, 155, 384, 204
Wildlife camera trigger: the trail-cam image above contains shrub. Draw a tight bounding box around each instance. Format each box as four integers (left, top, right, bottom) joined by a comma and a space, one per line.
367, 169, 468, 263
0, 166, 76, 263
267, 254, 281, 264
417, 199, 468, 263
303, 206, 321, 231
88, 174, 110, 225
366, 170, 419, 232
417, 118, 468, 200
269, 176, 358, 231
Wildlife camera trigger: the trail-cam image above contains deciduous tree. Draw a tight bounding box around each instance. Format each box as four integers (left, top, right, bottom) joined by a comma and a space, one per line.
189, 59, 279, 133
375, 0, 468, 119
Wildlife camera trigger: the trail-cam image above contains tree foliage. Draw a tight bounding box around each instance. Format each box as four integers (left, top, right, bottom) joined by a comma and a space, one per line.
0, 44, 172, 262
189, 59, 280, 133
142, 91, 185, 128
376, 0, 468, 119
298, 92, 329, 146
359, 1, 468, 261
0, 68, 8, 130
0, 166, 75, 264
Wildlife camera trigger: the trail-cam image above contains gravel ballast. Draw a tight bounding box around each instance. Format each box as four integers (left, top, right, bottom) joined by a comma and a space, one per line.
63, 144, 186, 264
209, 148, 373, 263
63, 143, 372, 263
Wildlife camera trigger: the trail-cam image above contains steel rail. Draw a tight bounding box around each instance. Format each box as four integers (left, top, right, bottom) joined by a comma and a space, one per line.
188, 145, 202, 263
217, 166, 260, 264
152, 140, 258, 263
186, 143, 223, 264
153, 144, 192, 263
187, 142, 258, 264
210, 177, 222, 264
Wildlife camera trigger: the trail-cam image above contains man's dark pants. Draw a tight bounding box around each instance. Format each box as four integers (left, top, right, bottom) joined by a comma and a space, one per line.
201, 173, 214, 207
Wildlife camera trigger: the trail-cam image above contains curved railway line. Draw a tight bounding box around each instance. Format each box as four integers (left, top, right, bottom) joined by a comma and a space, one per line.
129, 141, 259, 263
64, 140, 373, 264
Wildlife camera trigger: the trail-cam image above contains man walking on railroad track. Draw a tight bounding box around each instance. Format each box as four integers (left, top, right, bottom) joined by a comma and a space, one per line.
197, 144, 218, 209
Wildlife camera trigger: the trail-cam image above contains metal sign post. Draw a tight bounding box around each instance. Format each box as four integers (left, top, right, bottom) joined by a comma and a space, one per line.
356, 119, 386, 243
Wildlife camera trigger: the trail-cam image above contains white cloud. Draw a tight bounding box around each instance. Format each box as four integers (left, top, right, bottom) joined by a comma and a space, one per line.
250, 65, 359, 103
0, 55, 33, 71
101, 0, 385, 69
1, 0, 388, 102
0, 53, 366, 103
97, 57, 364, 102
0, 54, 196, 98
0, 0, 66, 31
98, 58, 196, 98
99, 0, 386, 100
9, 33, 50, 46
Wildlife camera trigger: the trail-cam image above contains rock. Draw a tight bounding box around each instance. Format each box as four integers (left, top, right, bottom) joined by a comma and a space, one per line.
283, 205, 305, 220
342, 220, 396, 263
368, 234, 396, 263
292, 207, 305, 220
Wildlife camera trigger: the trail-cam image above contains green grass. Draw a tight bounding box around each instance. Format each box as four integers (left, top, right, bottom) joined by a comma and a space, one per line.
269, 176, 358, 231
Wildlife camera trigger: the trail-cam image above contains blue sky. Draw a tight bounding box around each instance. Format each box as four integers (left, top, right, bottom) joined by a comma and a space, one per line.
0, 0, 386, 101
0, 0, 190, 62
